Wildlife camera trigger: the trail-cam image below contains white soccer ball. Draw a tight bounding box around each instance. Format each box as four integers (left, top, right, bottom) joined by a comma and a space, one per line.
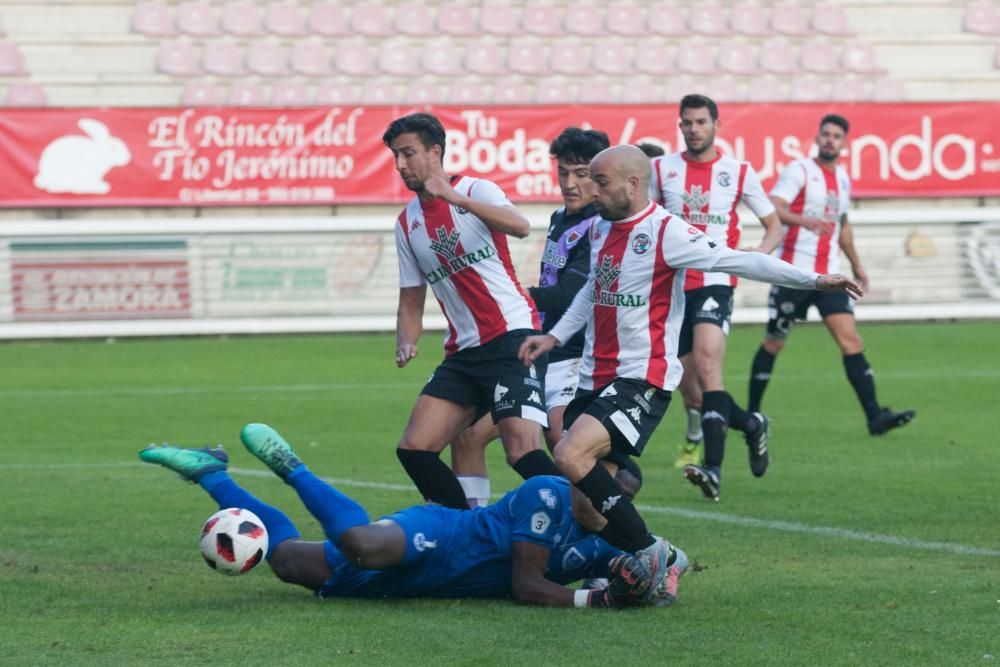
199, 508, 268, 576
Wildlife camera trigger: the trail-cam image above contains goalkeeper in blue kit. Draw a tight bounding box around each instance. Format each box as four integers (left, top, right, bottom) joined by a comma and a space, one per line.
140, 423, 687, 608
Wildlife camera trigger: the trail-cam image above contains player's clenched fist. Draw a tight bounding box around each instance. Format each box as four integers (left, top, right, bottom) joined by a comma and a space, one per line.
396, 343, 418, 368
518, 334, 557, 366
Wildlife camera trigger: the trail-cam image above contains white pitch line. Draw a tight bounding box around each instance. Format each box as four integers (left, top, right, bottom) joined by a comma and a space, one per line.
1, 368, 998, 400
4, 460, 998, 559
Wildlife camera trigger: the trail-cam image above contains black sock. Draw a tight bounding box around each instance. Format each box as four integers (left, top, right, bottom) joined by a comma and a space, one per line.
511, 449, 561, 480
749, 346, 776, 413
727, 392, 757, 433
396, 449, 468, 509
701, 390, 729, 472
597, 522, 630, 547
843, 352, 881, 421
575, 465, 654, 553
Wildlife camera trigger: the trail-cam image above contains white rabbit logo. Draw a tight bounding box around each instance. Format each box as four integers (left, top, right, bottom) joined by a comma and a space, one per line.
33, 118, 132, 195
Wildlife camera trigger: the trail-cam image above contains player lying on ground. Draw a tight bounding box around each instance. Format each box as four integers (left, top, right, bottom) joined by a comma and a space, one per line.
139, 423, 688, 608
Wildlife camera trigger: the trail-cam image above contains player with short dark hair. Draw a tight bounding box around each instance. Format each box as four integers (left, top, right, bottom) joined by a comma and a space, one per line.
520, 145, 862, 597
650, 94, 785, 501
747, 115, 915, 436
385, 112, 561, 510
449, 127, 611, 507
635, 142, 666, 159
139, 424, 688, 608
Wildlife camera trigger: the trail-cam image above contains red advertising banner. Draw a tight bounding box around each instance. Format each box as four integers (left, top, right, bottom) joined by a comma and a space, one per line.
0, 103, 997, 207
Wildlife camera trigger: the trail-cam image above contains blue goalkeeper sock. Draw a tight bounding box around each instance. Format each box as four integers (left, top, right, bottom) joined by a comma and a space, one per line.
199, 471, 300, 559
286, 465, 370, 544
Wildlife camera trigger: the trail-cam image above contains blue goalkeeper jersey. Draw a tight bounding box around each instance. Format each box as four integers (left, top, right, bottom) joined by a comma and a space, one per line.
316, 476, 622, 600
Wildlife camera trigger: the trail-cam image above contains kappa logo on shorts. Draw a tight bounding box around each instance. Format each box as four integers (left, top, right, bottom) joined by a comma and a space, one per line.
412, 532, 437, 552
528, 390, 542, 405
626, 406, 642, 424
716, 171, 732, 187
632, 233, 652, 255
538, 488, 558, 509
601, 495, 622, 513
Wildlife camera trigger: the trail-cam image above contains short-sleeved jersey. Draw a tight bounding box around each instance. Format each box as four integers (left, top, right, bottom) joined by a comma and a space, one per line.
650, 151, 775, 291
395, 176, 540, 355
550, 201, 731, 392
317, 477, 621, 600
770, 157, 851, 274
530, 203, 598, 363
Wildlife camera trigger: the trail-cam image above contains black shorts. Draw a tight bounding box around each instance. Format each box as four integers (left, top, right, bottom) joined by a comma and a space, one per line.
563, 377, 671, 468
678, 285, 734, 357
420, 329, 548, 427
765, 285, 854, 340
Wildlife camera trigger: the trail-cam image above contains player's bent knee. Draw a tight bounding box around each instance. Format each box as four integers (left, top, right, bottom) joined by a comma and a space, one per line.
552, 442, 590, 480
763, 338, 785, 355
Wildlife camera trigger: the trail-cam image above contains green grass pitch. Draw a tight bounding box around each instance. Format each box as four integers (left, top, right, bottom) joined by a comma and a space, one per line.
1, 321, 997, 665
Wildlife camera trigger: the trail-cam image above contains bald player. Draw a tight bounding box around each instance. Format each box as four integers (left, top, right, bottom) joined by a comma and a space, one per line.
519, 145, 862, 595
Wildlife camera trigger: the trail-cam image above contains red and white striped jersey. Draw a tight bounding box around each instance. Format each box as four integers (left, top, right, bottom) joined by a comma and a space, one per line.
650, 151, 775, 291
549, 202, 725, 392
395, 176, 540, 355
771, 157, 851, 274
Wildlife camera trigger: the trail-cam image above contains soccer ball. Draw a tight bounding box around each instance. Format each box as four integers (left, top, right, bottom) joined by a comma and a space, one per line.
199, 508, 268, 576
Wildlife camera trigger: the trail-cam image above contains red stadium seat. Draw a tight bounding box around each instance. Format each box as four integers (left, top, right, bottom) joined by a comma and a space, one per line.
689, 3, 733, 37
621, 80, 662, 104
479, 0, 519, 36
133, 1, 176, 37
662, 75, 697, 105
493, 80, 533, 104
507, 37, 547, 75
606, 3, 647, 36
788, 77, 830, 102
521, 6, 563, 36
770, 1, 812, 36
309, 2, 351, 36
271, 79, 311, 106
247, 41, 289, 76
717, 41, 759, 75
745, 77, 785, 102
315, 78, 359, 104
351, 4, 393, 37
156, 40, 202, 77
676, 41, 718, 75
801, 40, 841, 74
871, 77, 906, 101
591, 41, 633, 76
438, 2, 477, 37
335, 39, 376, 76
0, 42, 28, 76
221, 0, 262, 36
759, 39, 801, 74
404, 79, 441, 104
4, 82, 47, 107
841, 42, 885, 74
811, 2, 854, 36
635, 45, 675, 76
963, 1, 1000, 35
361, 79, 398, 105
264, 0, 307, 37
466, 42, 506, 76
290, 40, 332, 76
577, 79, 619, 104
705, 75, 743, 102
202, 41, 246, 77
647, 2, 687, 37
228, 79, 268, 105
181, 80, 224, 106
550, 42, 591, 76
449, 79, 490, 104
566, 5, 605, 37
533, 77, 576, 104
731, 1, 771, 37
177, 0, 219, 37
378, 41, 420, 76
420, 41, 463, 76
393, 2, 435, 37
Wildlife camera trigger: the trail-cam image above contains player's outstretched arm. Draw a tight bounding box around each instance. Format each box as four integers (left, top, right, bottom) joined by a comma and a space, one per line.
816, 273, 864, 299
709, 246, 862, 298
423, 174, 531, 238
396, 286, 425, 368
511, 541, 631, 608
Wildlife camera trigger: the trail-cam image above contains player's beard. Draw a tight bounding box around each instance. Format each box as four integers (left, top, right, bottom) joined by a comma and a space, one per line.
818, 147, 839, 161
685, 130, 715, 156
595, 189, 632, 221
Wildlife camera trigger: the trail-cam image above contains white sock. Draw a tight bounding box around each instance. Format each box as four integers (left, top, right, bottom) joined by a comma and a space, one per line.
457, 475, 491, 508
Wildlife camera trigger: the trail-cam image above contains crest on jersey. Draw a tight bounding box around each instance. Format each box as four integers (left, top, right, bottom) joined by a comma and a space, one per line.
594, 255, 622, 291
681, 184, 711, 211
429, 226, 461, 259
716, 171, 731, 187
562, 547, 587, 572
824, 190, 840, 219
538, 488, 558, 509
566, 230, 582, 247
632, 233, 651, 255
